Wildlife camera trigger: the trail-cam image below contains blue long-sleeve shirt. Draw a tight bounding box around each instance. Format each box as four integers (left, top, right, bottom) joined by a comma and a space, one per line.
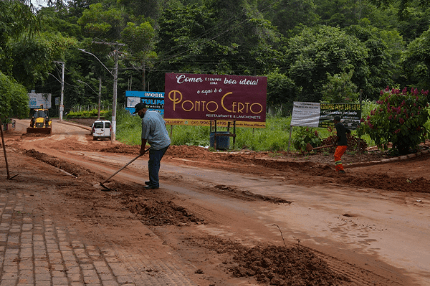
141, 111, 171, 150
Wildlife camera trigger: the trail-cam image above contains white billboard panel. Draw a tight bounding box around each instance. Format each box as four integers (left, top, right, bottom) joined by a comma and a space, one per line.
28, 93, 52, 109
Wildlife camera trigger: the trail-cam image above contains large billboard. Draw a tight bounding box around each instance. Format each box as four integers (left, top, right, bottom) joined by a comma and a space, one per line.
164, 73, 267, 128
125, 91, 164, 115
28, 93, 52, 109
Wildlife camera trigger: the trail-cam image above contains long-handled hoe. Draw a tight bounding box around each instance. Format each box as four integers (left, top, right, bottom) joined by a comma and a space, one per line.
99, 148, 150, 191
306, 143, 333, 152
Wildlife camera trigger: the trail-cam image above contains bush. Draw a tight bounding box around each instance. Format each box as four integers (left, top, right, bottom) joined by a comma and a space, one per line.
292, 127, 322, 152
359, 87, 430, 154
66, 109, 110, 118
0, 72, 28, 118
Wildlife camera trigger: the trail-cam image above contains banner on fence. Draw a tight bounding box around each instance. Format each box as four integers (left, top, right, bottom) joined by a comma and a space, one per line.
290, 102, 361, 130
164, 73, 267, 128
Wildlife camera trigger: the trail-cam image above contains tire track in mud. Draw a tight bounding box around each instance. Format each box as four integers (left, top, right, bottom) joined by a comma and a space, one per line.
311, 249, 406, 286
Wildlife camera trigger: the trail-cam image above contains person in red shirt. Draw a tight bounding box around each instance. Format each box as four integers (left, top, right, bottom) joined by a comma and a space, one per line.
333, 116, 351, 174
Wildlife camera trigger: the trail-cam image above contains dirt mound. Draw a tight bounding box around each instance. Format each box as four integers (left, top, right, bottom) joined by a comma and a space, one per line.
165, 145, 216, 159
338, 173, 430, 193
123, 197, 205, 226
23, 149, 92, 177
231, 245, 349, 285
194, 236, 348, 286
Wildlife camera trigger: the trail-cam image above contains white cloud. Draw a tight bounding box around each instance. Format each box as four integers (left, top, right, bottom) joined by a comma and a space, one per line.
30, 0, 49, 8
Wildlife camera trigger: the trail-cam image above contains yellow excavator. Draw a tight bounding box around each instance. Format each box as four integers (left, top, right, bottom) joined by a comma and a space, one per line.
27, 106, 52, 134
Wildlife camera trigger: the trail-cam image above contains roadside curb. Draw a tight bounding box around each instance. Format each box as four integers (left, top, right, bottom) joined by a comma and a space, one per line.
234, 148, 430, 169
346, 149, 430, 169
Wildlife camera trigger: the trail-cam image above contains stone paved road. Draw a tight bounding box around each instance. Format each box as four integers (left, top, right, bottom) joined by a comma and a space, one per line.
0, 191, 198, 286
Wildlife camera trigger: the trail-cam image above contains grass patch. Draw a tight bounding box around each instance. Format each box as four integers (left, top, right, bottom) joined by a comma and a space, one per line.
115, 108, 377, 151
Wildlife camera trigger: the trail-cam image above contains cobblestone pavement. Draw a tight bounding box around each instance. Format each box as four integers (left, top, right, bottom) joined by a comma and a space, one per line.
0, 191, 198, 286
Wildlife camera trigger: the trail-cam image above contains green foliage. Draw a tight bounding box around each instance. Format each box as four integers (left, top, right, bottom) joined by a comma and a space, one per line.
402, 27, 430, 91
121, 21, 157, 89
359, 87, 430, 154
0, 72, 29, 118
0, 0, 39, 75
66, 109, 110, 118
151, 2, 282, 91
292, 127, 322, 152
10, 32, 76, 89
235, 116, 291, 151
285, 26, 369, 102
171, 125, 210, 146
78, 3, 126, 39
321, 70, 359, 103
266, 69, 297, 113
268, 0, 319, 37
115, 110, 293, 151
345, 23, 400, 98
115, 108, 142, 145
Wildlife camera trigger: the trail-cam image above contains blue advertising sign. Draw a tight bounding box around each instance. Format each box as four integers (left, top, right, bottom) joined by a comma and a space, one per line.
125, 91, 164, 116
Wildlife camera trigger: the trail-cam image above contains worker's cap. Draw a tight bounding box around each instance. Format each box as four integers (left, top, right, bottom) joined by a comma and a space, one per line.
333, 116, 341, 122
133, 103, 147, 114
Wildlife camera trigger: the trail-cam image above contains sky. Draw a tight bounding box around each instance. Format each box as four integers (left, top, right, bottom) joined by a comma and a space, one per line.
30, 0, 49, 8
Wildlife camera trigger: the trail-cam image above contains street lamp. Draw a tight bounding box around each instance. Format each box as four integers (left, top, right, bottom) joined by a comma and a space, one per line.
77, 79, 102, 120
78, 48, 118, 142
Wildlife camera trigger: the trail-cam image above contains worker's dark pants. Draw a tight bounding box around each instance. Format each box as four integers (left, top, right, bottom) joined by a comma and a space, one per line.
148, 145, 169, 187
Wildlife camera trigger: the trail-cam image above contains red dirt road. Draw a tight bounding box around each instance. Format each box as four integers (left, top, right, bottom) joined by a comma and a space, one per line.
1, 119, 430, 285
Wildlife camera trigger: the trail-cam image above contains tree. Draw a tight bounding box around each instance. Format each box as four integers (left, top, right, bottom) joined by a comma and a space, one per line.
121, 21, 157, 90
270, 0, 319, 37
314, 0, 365, 28
152, 2, 282, 91
402, 27, 430, 91
346, 22, 402, 99
370, 0, 430, 17
77, 3, 126, 40
321, 70, 359, 103
284, 26, 369, 102
10, 33, 76, 89
0, 0, 38, 75
266, 70, 297, 115
0, 72, 29, 118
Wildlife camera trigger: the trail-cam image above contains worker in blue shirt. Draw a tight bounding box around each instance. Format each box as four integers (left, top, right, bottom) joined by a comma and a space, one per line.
134, 103, 171, 189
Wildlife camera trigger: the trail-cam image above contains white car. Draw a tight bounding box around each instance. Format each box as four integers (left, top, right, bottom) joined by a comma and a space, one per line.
91, 120, 111, 140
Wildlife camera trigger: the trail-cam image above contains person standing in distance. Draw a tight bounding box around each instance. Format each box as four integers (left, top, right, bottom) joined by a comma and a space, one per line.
134, 103, 171, 189
333, 115, 351, 174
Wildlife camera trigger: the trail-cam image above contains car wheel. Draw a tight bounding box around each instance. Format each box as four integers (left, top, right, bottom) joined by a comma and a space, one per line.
93, 137, 97, 141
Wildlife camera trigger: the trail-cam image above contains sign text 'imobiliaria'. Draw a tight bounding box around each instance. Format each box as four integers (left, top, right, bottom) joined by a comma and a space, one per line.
164, 73, 267, 128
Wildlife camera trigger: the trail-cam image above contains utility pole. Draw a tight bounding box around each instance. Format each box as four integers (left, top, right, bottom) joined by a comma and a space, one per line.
90, 41, 125, 142
54, 61, 65, 121
98, 77, 102, 120
112, 49, 118, 142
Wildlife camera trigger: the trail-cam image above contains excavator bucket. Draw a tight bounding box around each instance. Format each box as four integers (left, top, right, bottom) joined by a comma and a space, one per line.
26, 127, 52, 134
